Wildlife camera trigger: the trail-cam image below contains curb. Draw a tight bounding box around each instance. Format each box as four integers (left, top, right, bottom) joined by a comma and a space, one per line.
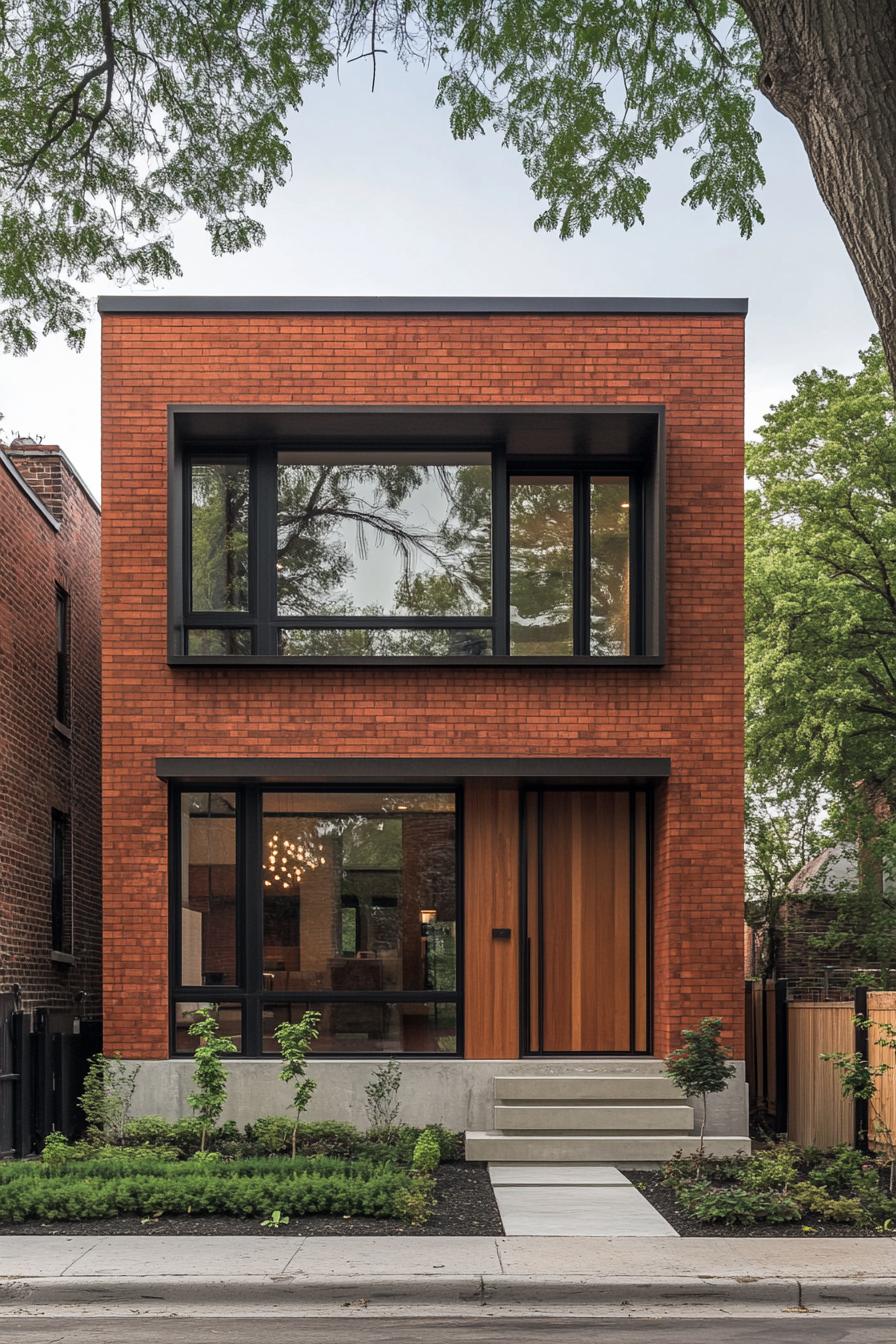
4, 1274, 894, 1312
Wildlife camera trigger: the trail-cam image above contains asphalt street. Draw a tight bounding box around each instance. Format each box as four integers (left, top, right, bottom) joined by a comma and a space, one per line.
3, 1319, 896, 1343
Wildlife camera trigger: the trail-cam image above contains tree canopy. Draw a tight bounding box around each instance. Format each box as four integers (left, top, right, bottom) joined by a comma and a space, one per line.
746, 337, 896, 981
3, 2, 894, 382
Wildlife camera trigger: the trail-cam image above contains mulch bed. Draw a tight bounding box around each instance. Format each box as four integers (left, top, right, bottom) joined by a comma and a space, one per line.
623, 1169, 896, 1238
0, 1162, 504, 1237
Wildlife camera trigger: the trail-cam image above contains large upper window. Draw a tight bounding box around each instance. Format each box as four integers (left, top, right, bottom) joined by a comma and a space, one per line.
177, 443, 644, 660
173, 788, 458, 1056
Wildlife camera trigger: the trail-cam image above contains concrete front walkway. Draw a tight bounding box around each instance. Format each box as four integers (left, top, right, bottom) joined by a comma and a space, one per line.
488, 1164, 678, 1236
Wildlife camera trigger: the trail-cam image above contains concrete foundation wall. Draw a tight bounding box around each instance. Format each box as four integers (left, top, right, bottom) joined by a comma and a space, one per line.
126, 1057, 748, 1137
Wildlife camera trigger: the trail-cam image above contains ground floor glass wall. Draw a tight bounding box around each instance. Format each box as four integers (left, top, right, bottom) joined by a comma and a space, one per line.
173, 788, 458, 1055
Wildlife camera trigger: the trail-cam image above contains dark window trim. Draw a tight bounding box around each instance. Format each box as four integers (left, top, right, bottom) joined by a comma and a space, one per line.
55, 585, 69, 726
50, 809, 70, 957
168, 406, 665, 665
169, 782, 463, 1059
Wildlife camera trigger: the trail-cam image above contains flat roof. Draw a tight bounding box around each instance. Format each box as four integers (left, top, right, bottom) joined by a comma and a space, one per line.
98, 294, 747, 316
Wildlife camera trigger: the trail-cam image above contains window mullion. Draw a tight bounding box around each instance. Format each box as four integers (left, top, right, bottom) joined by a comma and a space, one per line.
242, 789, 263, 1055
492, 448, 509, 655
254, 448, 277, 655
574, 473, 590, 656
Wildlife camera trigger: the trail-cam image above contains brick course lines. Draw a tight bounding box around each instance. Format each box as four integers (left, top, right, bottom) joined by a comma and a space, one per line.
0, 449, 101, 1016
101, 311, 744, 1060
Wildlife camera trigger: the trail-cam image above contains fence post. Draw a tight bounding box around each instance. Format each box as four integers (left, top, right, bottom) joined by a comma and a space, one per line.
774, 979, 789, 1135
854, 985, 869, 1152
12, 1013, 33, 1158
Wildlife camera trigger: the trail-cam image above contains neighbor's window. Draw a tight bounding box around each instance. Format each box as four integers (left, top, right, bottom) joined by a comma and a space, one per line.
179, 446, 638, 659
172, 789, 459, 1056
55, 586, 69, 724
51, 810, 71, 955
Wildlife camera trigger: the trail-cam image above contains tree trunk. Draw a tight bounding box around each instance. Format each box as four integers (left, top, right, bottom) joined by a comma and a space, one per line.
740, 2, 896, 386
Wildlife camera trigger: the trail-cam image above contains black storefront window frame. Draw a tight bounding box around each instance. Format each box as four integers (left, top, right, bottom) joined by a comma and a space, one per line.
169, 782, 464, 1058
173, 442, 647, 663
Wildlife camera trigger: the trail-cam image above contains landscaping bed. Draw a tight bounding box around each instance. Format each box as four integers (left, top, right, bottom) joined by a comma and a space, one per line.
623, 1143, 896, 1238
0, 1161, 502, 1237
0, 1118, 503, 1236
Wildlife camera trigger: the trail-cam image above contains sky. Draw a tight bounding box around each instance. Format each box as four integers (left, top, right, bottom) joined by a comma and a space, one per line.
0, 58, 876, 497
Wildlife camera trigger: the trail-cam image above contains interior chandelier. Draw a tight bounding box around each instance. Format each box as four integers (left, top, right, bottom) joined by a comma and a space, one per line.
263, 832, 326, 889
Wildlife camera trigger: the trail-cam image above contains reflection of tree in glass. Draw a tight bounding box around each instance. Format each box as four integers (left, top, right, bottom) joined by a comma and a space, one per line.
191, 462, 249, 611
590, 480, 630, 655
276, 462, 491, 616
509, 478, 574, 655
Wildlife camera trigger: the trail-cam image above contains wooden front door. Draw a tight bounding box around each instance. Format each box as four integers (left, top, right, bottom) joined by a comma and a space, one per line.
524, 789, 649, 1054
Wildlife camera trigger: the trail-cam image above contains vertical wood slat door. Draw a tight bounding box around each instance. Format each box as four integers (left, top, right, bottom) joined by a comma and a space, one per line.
535, 790, 647, 1054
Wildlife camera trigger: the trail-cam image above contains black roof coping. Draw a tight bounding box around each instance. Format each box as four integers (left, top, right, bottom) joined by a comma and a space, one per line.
98, 294, 747, 316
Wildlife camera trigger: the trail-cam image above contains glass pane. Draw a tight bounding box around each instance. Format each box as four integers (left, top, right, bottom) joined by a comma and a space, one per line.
276, 453, 491, 618
262, 1001, 457, 1055
190, 459, 250, 612
180, 792, 238, 986
509, 476, 574, 655
261, 792, 456, 995
279, 627, 491, 657
173, 1001, 242, 1053
186, 628, 252, 655
590, 478, 631, 655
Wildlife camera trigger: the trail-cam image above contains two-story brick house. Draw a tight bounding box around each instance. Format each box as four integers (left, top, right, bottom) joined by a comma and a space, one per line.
100, 296, 749, 1158
0, 441, 101, 1020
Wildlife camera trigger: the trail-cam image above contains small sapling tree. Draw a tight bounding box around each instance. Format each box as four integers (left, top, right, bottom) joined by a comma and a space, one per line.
365, 1059, 402, 1134
274, 1010, 321, 1159
824, 1016, 896, 1195
187, 1005, 237, 1151
665, 1017, 736, 1168
78, 1052, 140, 1145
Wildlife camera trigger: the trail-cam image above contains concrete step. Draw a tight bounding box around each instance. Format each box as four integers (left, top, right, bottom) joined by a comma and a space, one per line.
494, 1103, 694, 1133
495, 1075, 683, 1103
466, 1132, 751, 1163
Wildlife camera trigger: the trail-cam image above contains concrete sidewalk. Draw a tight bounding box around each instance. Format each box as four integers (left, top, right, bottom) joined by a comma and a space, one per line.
1, 1235, 895, 1317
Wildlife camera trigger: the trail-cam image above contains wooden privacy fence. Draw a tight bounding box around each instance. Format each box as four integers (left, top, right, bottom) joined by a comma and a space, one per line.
787, 1002, 853, 1148
747, 983, 896, 1151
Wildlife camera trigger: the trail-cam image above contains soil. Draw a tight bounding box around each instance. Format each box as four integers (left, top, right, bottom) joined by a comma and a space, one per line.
0, 1161, 505, 1237
623, 1169, 896, 1238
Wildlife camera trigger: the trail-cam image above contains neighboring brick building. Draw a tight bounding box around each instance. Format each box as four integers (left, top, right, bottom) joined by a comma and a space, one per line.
0, 442, 101, 1021
99, 296, 749, 1152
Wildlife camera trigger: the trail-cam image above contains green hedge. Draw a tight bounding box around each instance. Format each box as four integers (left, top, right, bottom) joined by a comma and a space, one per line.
120, 1117, 463, 1164
0, 1154, 418, 1224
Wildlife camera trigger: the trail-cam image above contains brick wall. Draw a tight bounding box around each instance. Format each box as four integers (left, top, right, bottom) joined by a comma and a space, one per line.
0, 446, 101, 1017
101, 311, 745, 1059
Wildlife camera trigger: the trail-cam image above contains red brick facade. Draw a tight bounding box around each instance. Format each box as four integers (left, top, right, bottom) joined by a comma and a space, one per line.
0, 444, 101, 1018
101, 308, 745, 1060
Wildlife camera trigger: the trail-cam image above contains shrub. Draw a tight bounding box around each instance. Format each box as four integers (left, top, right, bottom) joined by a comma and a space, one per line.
365, 1060, 402, 1133
273, 1010, 321, 1158
661, 1141, 896, 1228
40, 1132, 70, 1170
412, 1128, 441, 1175
187, 1006, 238, 1151
78, 1054, 140, 1145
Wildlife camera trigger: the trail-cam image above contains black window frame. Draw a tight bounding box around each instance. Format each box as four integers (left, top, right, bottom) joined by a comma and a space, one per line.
169, 782, 464, 1058
174, 442, 649, 663
51, 809, 70, 955
55, 585, 69, 725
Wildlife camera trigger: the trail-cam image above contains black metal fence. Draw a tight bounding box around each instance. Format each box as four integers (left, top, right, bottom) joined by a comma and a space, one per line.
0, 1000, 101, 1158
